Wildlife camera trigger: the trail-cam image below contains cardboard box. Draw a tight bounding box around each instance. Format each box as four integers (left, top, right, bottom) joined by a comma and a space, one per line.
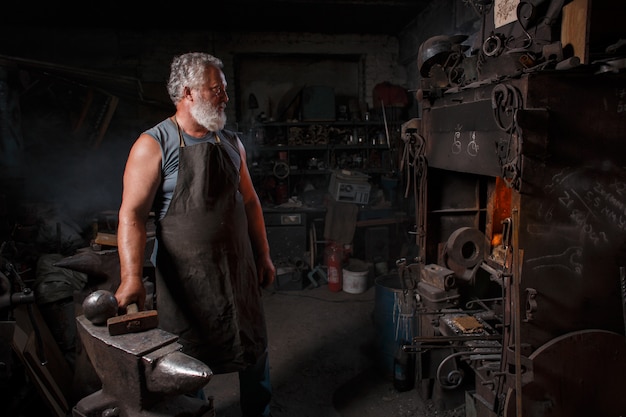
274, 265, 309, 290
328, 170, 371, 204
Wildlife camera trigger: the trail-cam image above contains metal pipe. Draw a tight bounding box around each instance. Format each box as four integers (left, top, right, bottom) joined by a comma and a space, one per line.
437, 350, 502, 390
410, 334, 502, 344
619, 266, 626, 331
513, 212, 524, 417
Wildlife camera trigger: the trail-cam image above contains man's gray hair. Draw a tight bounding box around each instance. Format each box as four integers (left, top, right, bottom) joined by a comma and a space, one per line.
167, 52, 224, 105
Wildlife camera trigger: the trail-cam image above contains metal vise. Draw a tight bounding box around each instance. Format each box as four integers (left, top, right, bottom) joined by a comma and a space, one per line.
73, 314, 214, 417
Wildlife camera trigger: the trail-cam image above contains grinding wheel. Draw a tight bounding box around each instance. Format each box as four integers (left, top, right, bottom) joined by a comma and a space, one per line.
444, 227, 489, 278
504, 329, 626, 417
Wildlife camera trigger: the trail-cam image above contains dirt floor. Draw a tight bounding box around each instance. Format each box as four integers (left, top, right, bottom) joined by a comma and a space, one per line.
204, 279, 464, 417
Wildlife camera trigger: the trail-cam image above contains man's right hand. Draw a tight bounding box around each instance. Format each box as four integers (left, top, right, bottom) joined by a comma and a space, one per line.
114, 277, 147, 312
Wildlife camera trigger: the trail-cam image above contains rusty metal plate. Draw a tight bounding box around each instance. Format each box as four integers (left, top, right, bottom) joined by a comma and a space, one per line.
425, 99, 503, 177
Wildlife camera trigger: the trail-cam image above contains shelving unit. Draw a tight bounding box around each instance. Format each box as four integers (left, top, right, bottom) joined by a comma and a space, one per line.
246, 117, 411, 272
249, 120, 400, 204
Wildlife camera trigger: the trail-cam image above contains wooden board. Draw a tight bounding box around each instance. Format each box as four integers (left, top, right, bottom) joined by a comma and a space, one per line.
12, 305, 73, 417
561, 0, 591, 64
94, 232, 117, 247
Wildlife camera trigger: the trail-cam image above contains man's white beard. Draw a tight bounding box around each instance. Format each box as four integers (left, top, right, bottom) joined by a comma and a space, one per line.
190, 95, 227, 132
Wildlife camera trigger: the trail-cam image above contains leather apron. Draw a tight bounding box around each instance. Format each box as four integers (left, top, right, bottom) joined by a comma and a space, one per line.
155, 124, 267, 374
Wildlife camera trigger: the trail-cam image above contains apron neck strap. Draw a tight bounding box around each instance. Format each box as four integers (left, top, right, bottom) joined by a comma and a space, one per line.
171, 116, 185, 148
172, 116, 221, 147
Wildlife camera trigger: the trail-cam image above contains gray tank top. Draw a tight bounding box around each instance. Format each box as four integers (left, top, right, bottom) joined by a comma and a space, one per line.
144, 118, 242, 220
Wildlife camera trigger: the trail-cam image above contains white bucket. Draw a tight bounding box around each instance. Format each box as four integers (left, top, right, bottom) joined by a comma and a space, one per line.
342, 259, 369, 294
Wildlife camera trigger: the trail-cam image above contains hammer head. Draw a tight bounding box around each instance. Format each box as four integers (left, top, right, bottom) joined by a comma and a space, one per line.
107, 303, 159, 336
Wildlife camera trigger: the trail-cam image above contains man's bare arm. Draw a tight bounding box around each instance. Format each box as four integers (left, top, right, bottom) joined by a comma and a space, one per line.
115, 133, 162, 309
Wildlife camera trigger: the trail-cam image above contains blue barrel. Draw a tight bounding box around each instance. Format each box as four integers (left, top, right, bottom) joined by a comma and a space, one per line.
374, 273, 418, 379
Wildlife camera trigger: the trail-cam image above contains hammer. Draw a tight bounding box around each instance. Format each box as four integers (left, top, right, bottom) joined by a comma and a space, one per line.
82, 289, 159, 335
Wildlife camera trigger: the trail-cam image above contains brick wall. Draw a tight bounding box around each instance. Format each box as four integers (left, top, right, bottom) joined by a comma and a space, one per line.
0, 28, 405, 129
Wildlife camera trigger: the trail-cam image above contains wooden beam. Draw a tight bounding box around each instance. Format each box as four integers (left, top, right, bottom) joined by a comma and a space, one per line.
561, 0, 591, 64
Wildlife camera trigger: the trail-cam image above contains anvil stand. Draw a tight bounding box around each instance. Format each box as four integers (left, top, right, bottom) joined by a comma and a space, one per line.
73, 315, 214, 417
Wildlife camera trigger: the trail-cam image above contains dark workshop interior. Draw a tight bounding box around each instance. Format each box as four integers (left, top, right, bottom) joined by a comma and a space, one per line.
1, 1, 626, 416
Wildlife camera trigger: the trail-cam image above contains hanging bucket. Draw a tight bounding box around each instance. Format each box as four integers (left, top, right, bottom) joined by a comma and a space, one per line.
373, 273, 418, 379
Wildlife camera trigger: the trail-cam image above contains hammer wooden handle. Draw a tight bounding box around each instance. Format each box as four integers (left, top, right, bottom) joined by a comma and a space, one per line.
107, 303, 158, 336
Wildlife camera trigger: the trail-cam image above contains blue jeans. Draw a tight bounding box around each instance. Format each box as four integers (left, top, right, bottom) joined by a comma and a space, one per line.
239, 349, 272, 417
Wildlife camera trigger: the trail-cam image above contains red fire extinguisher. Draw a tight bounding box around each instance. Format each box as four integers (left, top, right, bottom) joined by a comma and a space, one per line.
325, 241, 343, 292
